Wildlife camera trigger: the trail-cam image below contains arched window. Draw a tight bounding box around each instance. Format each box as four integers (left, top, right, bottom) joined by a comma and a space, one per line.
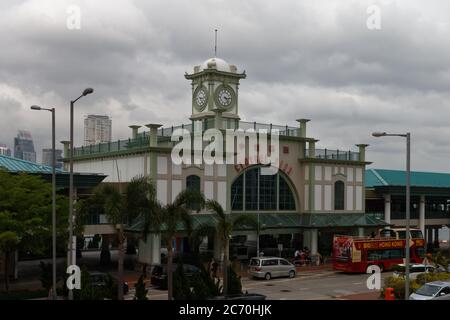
279, 175, 296, 210
186, 175, 200, 210
231, 167, 297, 211
334, 181, 345, 210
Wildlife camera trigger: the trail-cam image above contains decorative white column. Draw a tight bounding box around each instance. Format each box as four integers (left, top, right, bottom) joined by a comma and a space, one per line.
151, 234, 161, 265
358, 227, 365, 237
310, 229, 318, 255
434, 228, 439, 243
419, 195, 425, 236
138, 234, 161, 265
303, 230, 311, 251
129, 125, 141, 139
384, 194, 391, 225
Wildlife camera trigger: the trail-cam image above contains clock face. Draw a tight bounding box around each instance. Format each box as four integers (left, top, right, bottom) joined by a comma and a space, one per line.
194, 87, 208, 111
217, 88, 232, 107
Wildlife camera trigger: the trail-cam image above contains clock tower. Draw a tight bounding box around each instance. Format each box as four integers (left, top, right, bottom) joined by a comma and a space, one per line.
185, 57, 246, 130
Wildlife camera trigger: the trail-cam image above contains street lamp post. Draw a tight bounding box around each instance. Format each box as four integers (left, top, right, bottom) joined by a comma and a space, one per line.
372, 131, 411, 300
68, 88, 94, 300
257, 213, 260, 257
31, 105, 57, 300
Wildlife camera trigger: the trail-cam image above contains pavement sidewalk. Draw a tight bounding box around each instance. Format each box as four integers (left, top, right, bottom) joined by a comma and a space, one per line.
335, 291, 381, 300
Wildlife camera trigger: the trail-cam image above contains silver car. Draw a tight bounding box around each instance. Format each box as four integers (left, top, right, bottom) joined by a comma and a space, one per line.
248, 257, 296, 280
410, 281, 450, 300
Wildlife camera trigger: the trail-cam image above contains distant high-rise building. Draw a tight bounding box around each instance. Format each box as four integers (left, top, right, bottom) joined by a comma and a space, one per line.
84, 115, 112, 146
14, 130, 36, 162
41, 149, 63, 169
0, 144, 11, 156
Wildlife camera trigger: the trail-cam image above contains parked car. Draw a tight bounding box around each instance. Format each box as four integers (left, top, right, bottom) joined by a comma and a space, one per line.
210, 293, 266, 300
248, 257, 296, 280
150, 264, 201, 289
90, 272, 129, 295
392, 264, 440, 279
410, 281, 450, 300
432, 292, 450, 300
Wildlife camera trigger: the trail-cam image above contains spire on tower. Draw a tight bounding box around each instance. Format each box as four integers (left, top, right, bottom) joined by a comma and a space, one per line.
214, 29, 218, 57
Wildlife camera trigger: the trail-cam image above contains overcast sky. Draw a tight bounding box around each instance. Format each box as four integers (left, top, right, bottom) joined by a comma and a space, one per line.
1, 0, 450, 172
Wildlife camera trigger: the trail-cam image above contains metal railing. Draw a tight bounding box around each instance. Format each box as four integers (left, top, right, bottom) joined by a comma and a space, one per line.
74, 136, 151, 157
72, 120, 301, 157
305, 148, 360, 161
366, 212, 385, 220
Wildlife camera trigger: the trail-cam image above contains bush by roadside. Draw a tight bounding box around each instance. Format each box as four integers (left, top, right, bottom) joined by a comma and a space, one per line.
381, 272, 450, 299
0, 289, 48, 300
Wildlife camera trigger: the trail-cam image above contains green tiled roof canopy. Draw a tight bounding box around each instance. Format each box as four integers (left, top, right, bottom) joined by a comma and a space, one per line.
366, 168, 450, 196
125, 212, 389, 233
0, 154, 64, 174
366, 168, 450, 188
0, 154, 106, 189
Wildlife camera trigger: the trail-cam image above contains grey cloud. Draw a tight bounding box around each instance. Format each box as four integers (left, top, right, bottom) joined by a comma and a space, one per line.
1, 0, 450, 171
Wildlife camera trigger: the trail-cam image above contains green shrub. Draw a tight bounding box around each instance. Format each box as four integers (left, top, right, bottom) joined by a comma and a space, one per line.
39, 261, 53, 293
190, 265, 221, 299
173, 260, 222, 300
173, 260, 193, 300
381, 272, 450, 300
0, 290, 48, 300
73, 266, 106, 300
381, 276, 421, 300
134, 274, 148, 300
227, 266, 242, 295
416, 272, 450, 285
102, 273, 119, 300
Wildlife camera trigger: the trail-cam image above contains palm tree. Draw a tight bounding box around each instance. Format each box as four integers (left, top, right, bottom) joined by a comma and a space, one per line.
161, 189, 205, 300
125, 176, 162, 274
95, 184, 126, 299
77, 176, 161, 300
205, 200, 257, 295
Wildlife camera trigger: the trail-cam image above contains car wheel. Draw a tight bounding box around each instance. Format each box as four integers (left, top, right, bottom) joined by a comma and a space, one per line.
265, 273, 271, 280
289, 270, 295, 278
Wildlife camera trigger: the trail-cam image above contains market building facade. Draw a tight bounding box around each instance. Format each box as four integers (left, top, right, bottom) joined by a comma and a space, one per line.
65, 57, 387, 264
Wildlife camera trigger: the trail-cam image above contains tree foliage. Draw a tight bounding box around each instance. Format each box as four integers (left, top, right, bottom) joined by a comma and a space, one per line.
204, 199, 256, 295
0, 171, 69, 257
76, 176, 162, 300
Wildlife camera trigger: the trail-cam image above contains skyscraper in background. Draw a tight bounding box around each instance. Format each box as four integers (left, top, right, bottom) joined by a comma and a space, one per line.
14, 130, 36, 162
84, 115, 112, 146
0, 144, 11, 156
41, 148, 63, 169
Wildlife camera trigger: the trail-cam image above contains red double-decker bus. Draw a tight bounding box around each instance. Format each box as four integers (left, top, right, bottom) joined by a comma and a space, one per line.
333, 228, 425, 273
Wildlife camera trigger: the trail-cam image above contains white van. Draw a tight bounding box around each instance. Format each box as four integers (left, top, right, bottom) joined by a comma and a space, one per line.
248, 257, 296, 280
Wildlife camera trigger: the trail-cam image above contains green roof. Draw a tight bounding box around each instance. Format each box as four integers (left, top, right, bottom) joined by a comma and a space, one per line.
0, 154, 65, 174
0, 154, 106, 189
125, 212, 388, 233
366, 168, 450, 188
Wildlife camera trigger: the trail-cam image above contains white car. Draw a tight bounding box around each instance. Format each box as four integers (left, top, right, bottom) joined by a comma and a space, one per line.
410, 281, 450, 300
393, 264, 438, 280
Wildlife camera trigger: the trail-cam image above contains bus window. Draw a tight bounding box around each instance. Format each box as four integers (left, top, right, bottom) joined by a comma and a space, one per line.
410, 230, 423, 239
397, 231, 406, 239
380, 229, 396, 238
367, 251, 382, 261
